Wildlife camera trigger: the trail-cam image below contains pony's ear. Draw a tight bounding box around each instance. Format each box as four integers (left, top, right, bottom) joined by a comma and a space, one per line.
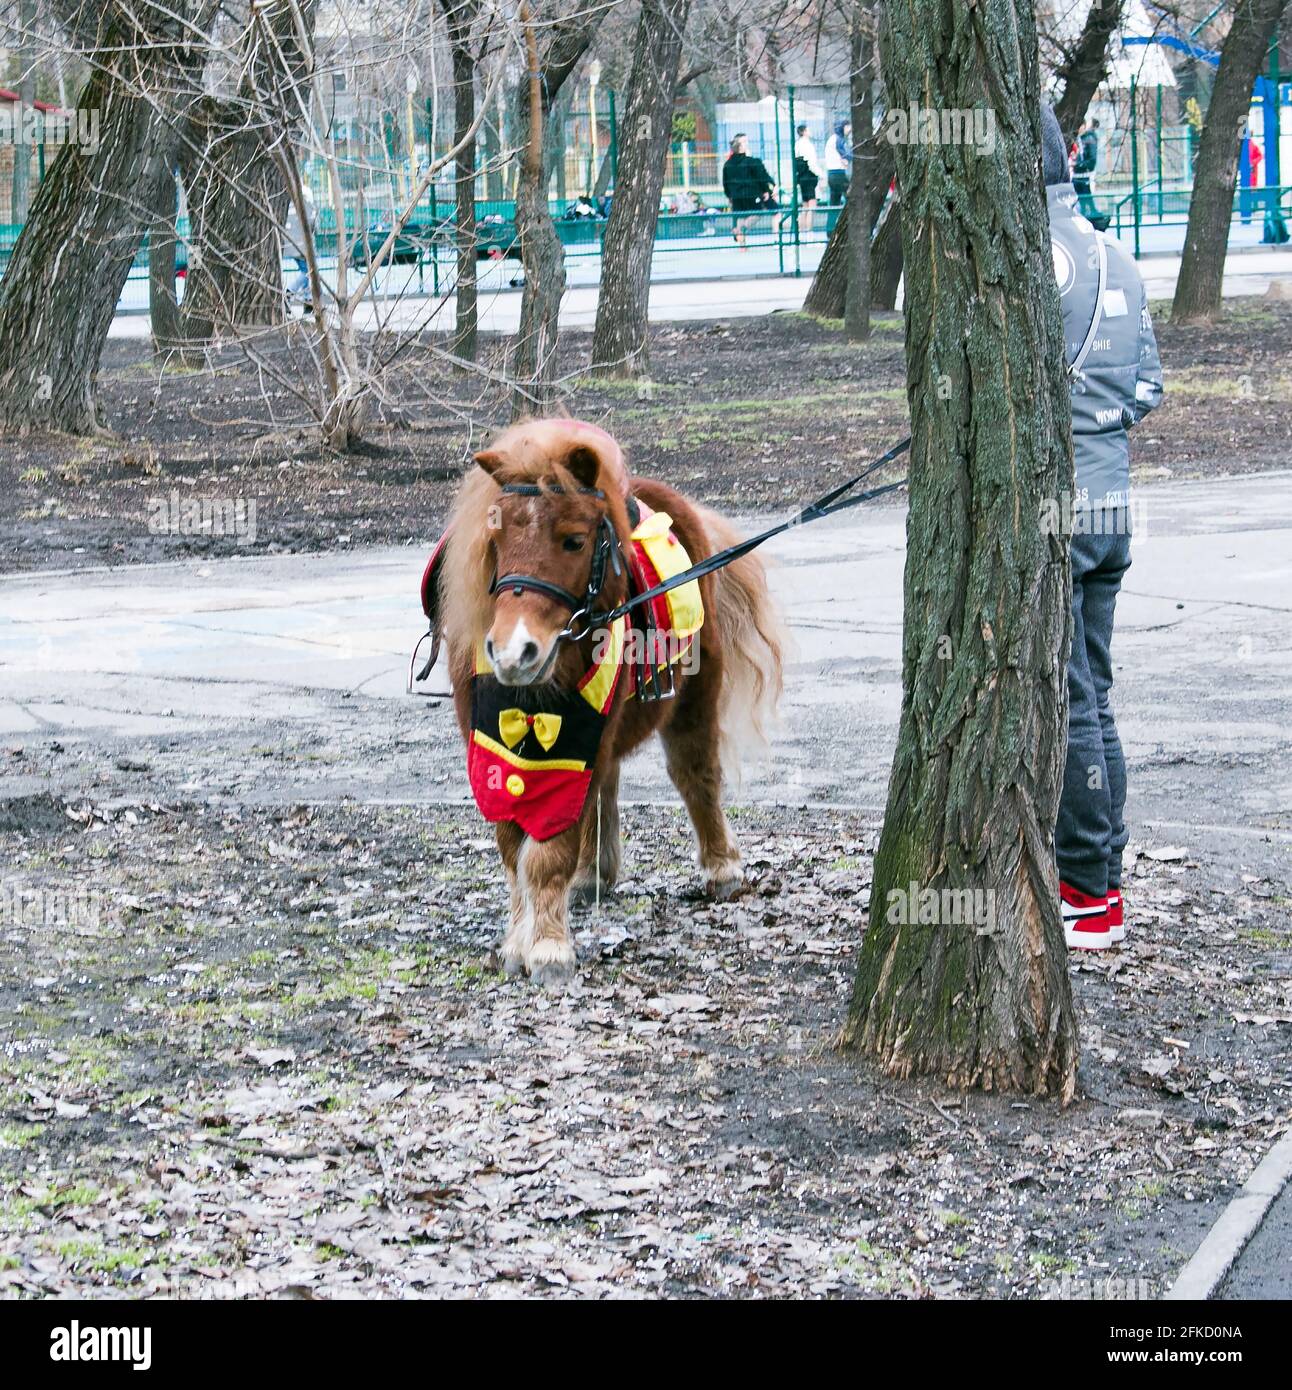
564, 443, 602, 490
473, 448, 506, 476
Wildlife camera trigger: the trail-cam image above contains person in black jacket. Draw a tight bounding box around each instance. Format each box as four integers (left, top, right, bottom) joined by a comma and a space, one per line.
722, 133, 780, 246
1072, 118, 1101, 222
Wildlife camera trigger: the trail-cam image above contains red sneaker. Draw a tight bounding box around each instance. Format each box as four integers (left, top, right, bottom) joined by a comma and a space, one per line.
1107, 889, 1124, 944
1061, 881, 1112, 950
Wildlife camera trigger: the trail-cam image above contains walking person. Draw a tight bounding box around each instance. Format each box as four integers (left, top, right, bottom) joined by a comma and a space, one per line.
793, 123, 823, 234
1041, 106, 1164, 952
824, 119, 852, 204
1072, 117, 1100, 222
722, 133, 779, 247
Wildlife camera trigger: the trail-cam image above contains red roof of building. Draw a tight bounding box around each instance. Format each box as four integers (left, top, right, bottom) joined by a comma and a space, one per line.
0, 87, 63, 114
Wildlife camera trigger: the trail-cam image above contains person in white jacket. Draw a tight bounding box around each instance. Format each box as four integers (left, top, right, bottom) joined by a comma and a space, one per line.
793, 124, 823, 233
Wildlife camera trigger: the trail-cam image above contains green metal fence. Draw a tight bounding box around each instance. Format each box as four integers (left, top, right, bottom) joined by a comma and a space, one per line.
1, 85, 1287, 292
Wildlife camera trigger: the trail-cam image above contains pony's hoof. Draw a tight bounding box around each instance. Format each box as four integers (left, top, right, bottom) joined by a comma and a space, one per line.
526, 938, 577, 988
530, 958, 576, 989
492, 941, 526, 977
705, 861, 745, 901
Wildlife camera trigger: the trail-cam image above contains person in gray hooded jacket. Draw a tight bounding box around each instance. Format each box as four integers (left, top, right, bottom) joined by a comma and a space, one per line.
1040, 105, 1164, 950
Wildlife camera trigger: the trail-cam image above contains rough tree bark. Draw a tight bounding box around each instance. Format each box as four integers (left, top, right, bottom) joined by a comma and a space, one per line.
149, 167, 182, 351
844, 3, 875, 342
590, 0, 690, 377
178, 1, 314, 344
512, 6, 595, 416
0, 2, 215, 433
844, 0, 1079, 1097
1173, 0, 1288, 324
178, 100, 290, 340
1052, 0, 1125, 141
443, 0, 479, 362
801, 139, 893, 319
870, 194, 903, 309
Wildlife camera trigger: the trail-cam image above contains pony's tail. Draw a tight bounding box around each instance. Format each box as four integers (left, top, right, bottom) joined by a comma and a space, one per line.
697, 506, 788, 781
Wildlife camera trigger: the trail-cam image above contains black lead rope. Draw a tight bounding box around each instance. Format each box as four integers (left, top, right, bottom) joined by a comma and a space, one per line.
410, 436, 912, 688
580, 435, 912, 633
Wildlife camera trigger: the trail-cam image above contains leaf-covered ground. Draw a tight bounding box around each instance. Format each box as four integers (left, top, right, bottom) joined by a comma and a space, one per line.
2, 799, 1288, 1298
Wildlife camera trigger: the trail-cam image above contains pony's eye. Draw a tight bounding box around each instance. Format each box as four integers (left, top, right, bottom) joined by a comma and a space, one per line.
562, 535, 586, 552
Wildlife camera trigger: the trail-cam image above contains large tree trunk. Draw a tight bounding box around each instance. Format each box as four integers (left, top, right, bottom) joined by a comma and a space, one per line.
178, 2, 313, 345
1173, 0, 1288, 324
149, 168, 182, 352
844, 4, 875, 342
844, 0, 1079, 1097
590, 0, 690, 378
0, 4, 213, 433
593, 144, 615, 198
512, 9, 594, 416
1052, 0, 1125, 141
445, 1, 479, 362
179, 100, 291, 342
869, 193, 903, 309
802, 139, 893, 319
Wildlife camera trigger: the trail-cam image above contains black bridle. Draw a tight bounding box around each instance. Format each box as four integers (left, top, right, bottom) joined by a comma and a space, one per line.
410, 437, 911, 697
489, 483, 623, 643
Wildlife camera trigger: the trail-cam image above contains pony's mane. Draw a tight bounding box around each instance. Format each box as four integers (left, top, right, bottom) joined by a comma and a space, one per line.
442, 465, 504, 655
441, 419, 630, 656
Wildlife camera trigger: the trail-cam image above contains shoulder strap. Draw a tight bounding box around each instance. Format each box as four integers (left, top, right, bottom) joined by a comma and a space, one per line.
1069, 231, 1108, 378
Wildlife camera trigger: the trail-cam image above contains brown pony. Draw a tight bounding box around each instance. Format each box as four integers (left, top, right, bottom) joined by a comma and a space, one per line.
441, 418, 785, 985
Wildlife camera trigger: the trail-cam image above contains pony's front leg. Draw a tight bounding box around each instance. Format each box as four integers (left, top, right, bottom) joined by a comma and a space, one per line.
495, 822, 529, 976
518, 824, 582, 987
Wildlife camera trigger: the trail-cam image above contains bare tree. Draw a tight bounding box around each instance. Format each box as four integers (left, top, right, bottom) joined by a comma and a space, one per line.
801, 140, 893, 319
590, 0, 691, 378
1173, 0, 1289, 324
132, 0, 512, 450
843, 1, 875, 342
148, 168, 182, 352
1051, 0, 1126, 141
869, 191, 902, 309
261, 5, 504, 447
0, 0, 217, 433
512, 3, 599, 416
442, 0, 482, 362
178, 1, 316, 346
8, 0, 38, 223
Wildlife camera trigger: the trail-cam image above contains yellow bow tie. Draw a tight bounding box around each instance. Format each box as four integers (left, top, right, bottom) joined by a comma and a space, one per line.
499, 708, 563, 752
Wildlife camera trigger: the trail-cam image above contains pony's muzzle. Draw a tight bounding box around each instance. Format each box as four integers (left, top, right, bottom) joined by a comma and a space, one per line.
485, 619, 550, 686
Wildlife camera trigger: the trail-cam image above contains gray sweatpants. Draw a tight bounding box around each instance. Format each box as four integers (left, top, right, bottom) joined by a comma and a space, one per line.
1057, 512, 1131, 898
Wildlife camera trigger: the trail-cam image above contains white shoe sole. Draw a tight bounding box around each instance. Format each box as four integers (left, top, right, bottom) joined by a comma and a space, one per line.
1065, 923, 1113, 950
1109, 924, 1125, 943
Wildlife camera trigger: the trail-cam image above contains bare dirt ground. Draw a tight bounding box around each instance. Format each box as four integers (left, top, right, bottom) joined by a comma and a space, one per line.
1, 797, 1288, 1298
2, 299, 1291, 574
